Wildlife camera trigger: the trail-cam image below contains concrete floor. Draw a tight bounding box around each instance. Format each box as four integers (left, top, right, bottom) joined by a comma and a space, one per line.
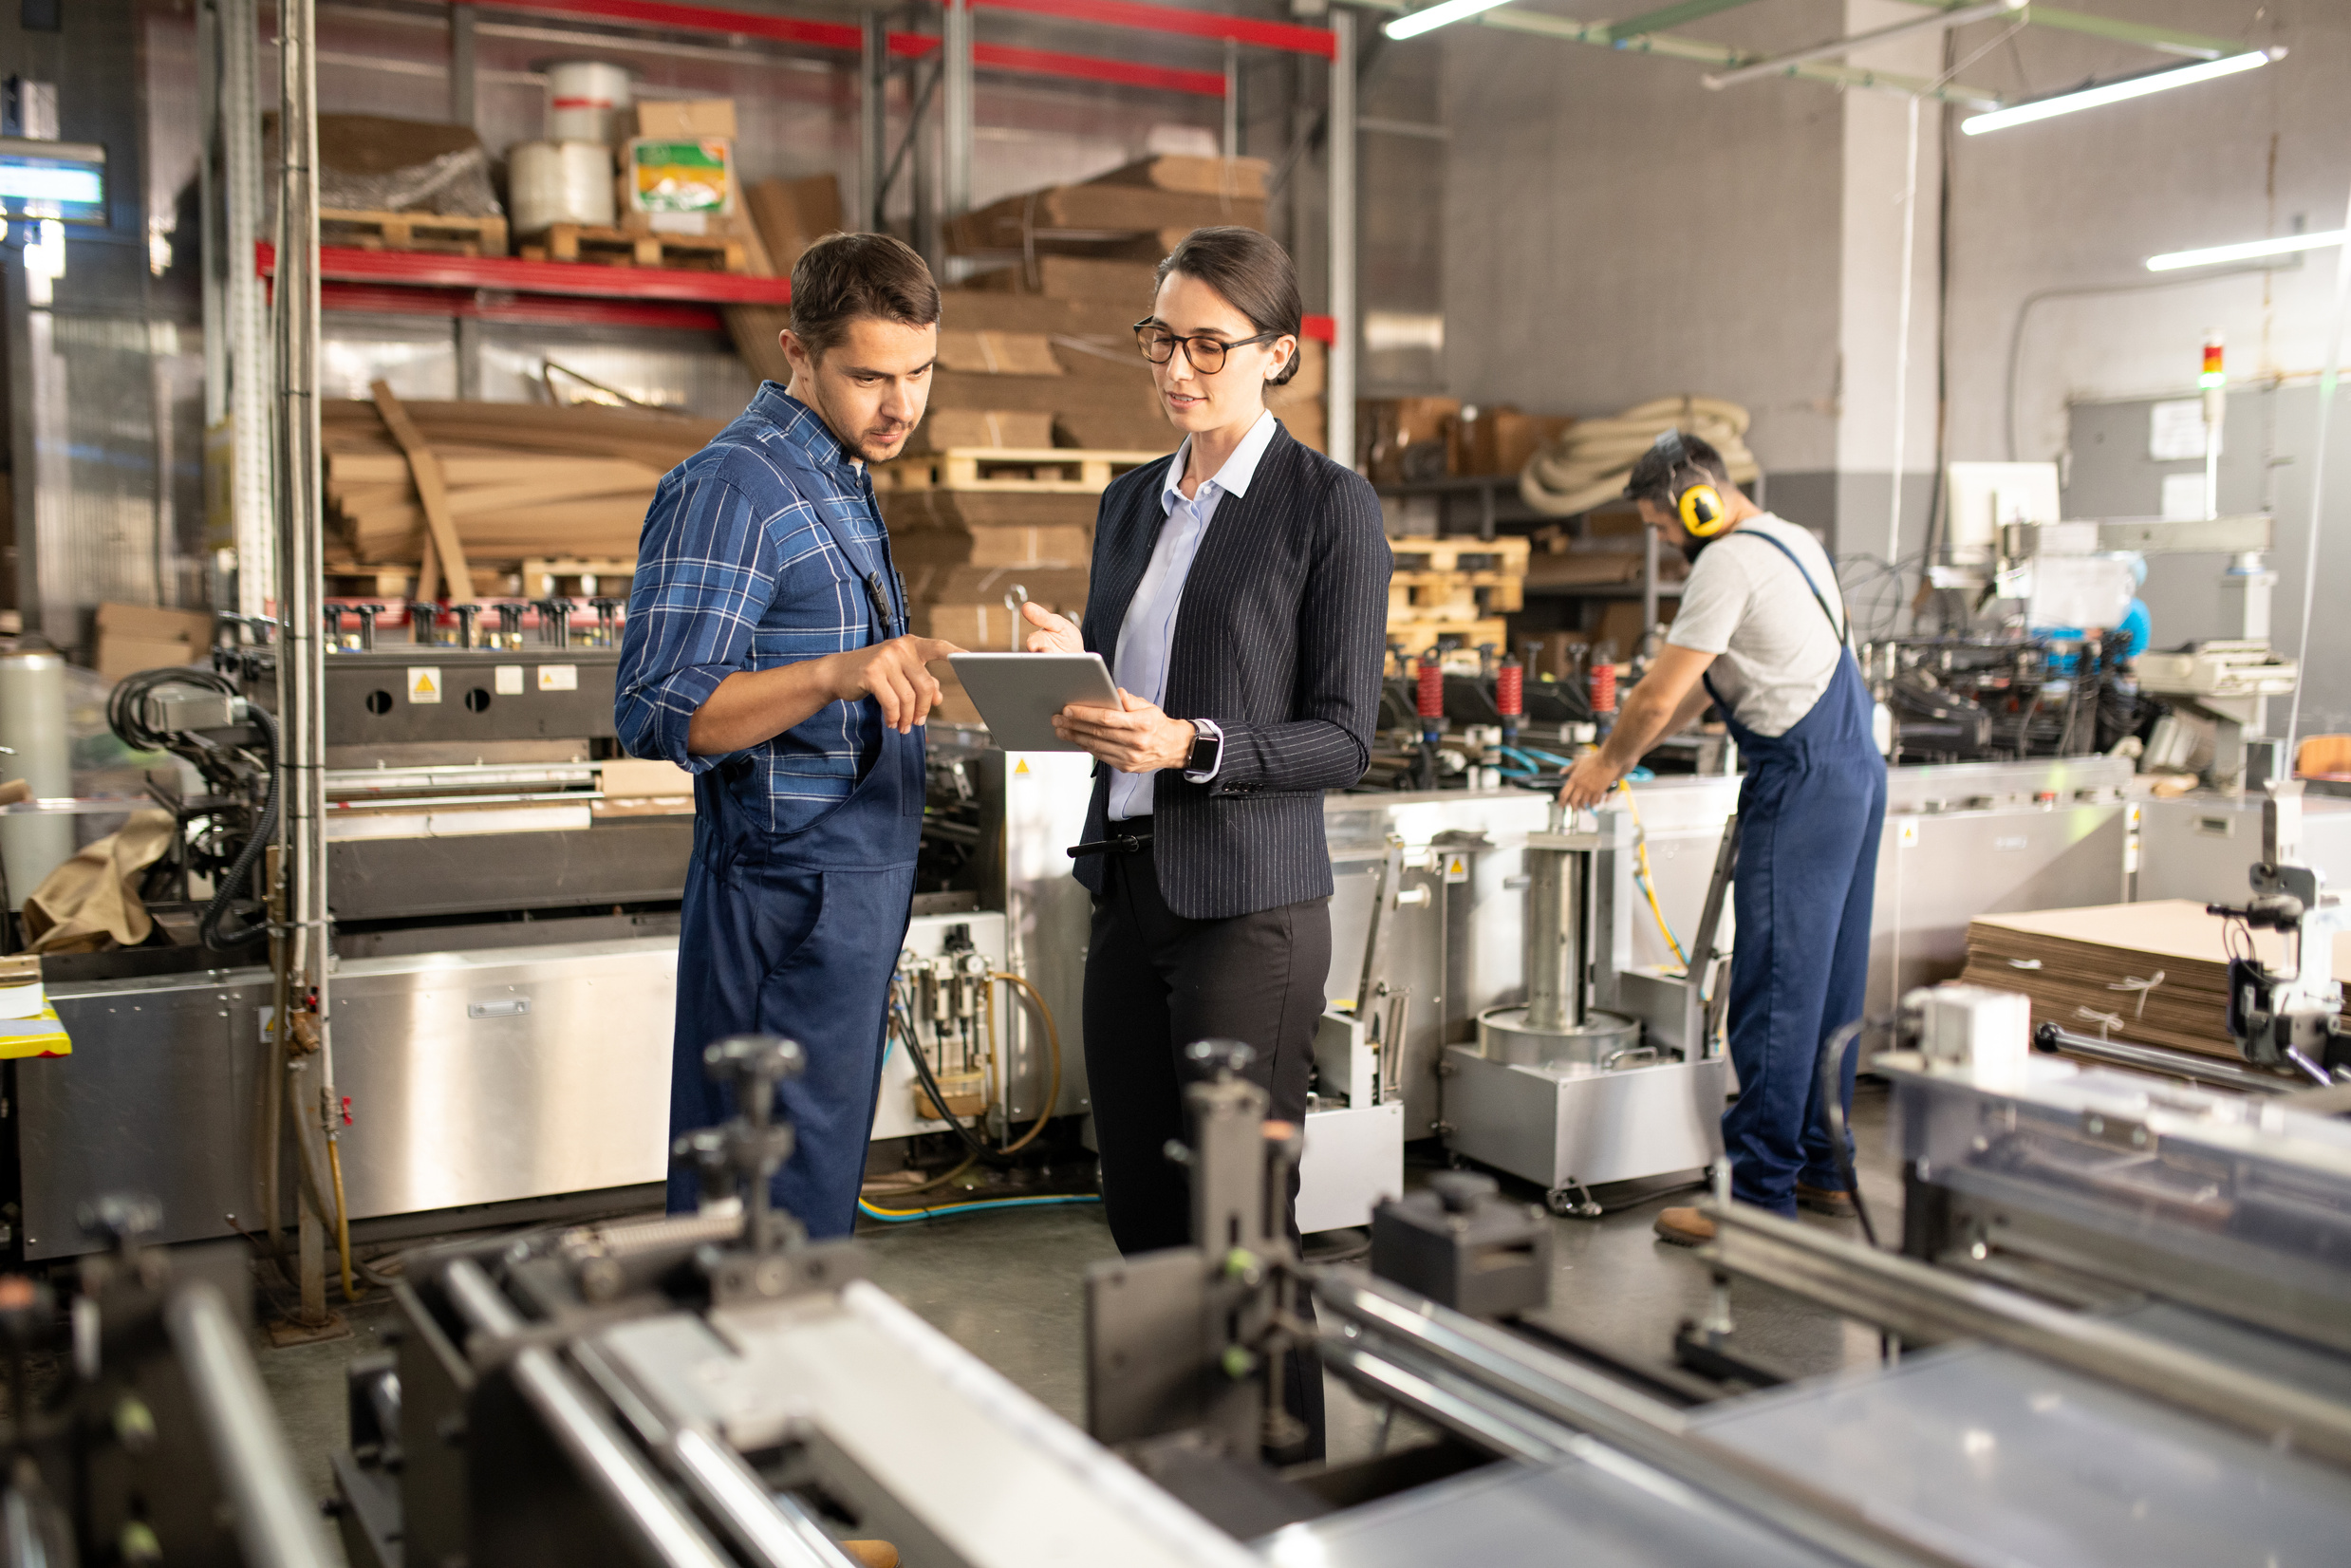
256, 1082, 1904, 1564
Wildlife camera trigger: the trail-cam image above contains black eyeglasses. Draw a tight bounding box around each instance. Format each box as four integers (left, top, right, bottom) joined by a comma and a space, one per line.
1132, 320, 1280, 375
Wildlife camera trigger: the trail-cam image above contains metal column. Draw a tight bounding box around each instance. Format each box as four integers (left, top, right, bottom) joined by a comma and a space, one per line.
942, 0, 974, 222
1222, 40, 1241, 160
274, 0, 336, 1324
221, 0, 273, 619
860, 11, 889, 232
449, 3, 476, 126
1326, 9, 1357, 473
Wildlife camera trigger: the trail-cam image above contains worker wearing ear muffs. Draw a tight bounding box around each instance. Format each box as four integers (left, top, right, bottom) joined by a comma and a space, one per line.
1558, 430, 1886, 1245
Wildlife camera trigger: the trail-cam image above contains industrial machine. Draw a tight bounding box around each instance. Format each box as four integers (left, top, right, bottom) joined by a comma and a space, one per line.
1443, 804, 1726, 1215
324, 999, 2351, 1568
0, 1199, 332, 1567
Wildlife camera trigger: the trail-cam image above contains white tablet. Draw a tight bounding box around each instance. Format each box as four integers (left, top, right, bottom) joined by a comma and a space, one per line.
947, 652, 1122, 752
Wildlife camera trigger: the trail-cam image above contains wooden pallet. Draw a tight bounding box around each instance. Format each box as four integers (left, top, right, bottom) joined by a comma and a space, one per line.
879, 447, 1166, 495
1388, 536, 1532, 575
1386, 617, 1509, 663
518, 224, 747, 272
1390, 570, 1525, 621
325, 563, 418, 599
521, 558, 637, 597
320, 208, 509, 257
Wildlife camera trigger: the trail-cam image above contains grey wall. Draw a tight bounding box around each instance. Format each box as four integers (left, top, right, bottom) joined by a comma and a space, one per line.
1435, 3, 1844, 477
1944, 2, 2348, 469
1431, 0, 1955, 557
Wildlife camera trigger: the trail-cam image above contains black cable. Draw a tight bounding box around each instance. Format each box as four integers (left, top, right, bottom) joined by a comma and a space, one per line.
1816, 1016, 1884, 1250
890, 980, 1017, 1169
199, 704, 277, 951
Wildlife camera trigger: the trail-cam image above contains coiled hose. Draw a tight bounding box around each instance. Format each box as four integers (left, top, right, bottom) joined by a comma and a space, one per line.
865, 971, 1071, 1221
1520, 395, 1760, 517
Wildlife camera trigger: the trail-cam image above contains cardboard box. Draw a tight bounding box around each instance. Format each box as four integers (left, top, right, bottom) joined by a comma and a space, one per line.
635, 99, 737, 140
1491, 410, 1574, 477
96, 602, 215, 644
98, 635, 205, 681
599, 757, 694, 799
1595, 599, 1672, 658
1361, 397, 1460, 486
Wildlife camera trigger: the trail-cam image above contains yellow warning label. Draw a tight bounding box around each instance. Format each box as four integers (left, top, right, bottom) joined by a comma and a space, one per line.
538, 664, 579, 692
1898, 820, 1919, 848
406, 666, 442, 704
1445, 854, 1468, 884
1014, 759, 1031, 776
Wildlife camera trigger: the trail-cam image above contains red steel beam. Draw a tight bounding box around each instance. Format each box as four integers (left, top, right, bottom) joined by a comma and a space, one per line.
971, 42, 1225, 96
456, 0, 862, 47
263, 241, 797, 306
320, 281, 729, 333
973, 0, 1335, 58
455, 0, 1311, 92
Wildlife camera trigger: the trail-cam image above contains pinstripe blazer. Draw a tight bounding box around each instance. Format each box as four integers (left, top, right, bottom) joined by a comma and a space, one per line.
1073, 422, 1391, 920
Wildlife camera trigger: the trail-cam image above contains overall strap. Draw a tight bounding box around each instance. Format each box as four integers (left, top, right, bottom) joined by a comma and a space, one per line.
1721, 529, 1847, 645
800, 474, 901, 642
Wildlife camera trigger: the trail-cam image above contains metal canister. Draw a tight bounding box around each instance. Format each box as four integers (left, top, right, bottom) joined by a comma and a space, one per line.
0, 643, 73, 906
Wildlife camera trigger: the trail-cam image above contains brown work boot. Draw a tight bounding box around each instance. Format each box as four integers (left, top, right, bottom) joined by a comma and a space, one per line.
1796, 1183, 1857, 1219
1652, 1206, 1716, 1247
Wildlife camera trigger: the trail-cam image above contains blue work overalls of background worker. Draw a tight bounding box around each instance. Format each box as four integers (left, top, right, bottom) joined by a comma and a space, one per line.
616, 233, 959, 1238
1558, 429, 1886, 1248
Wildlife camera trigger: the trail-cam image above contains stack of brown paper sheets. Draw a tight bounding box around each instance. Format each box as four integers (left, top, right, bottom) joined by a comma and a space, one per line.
321, 401, 721, 570
1959, 899, 2351, 1061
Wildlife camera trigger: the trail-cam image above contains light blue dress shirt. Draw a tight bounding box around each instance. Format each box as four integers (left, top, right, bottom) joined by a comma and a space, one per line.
1107, 409, 1280, 821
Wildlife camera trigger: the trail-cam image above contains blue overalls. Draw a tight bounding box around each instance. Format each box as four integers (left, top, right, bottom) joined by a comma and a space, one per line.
665, 532, 924, 1239
1704, 531, 1887, 1215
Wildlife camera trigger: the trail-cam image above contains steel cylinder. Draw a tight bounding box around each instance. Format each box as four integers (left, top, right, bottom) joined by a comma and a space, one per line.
1523, 842, 1588, 1033
0, 644, 72, 906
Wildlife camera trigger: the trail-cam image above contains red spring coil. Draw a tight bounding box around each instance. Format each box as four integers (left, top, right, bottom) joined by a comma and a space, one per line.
1590, 662, 1617, 715
1496, 663, 1523, 719
1416, 656, 1445, 719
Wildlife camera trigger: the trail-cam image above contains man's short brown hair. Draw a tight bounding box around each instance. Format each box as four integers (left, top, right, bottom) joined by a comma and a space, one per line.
790, 232, 941, 360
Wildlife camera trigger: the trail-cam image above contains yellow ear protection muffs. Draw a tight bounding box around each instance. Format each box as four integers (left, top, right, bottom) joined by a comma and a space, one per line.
1652, 428, 1731, 538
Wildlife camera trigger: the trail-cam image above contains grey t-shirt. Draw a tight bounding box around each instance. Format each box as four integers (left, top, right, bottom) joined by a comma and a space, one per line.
1665, 515, 1846, 738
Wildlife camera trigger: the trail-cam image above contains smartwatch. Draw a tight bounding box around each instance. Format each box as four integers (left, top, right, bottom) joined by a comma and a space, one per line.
1185, 721, 1222, 775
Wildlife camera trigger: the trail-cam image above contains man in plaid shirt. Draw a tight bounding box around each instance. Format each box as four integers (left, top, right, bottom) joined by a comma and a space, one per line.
618, 233, 957, 1236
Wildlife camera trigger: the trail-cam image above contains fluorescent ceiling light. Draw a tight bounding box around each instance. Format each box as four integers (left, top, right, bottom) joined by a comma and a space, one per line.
1385, 0, 1513, 42
1961, 49, 2274, 135
1707, 0, 2021, 91
2147, 229, 2344, 272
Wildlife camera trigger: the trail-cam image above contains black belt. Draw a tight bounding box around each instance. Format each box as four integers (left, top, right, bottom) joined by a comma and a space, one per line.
1068, 818, 1152, 858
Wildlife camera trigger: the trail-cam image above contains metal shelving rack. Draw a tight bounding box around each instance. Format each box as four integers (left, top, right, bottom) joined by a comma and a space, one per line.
208, 0, 1368, 611
1373, 474, 1682, 651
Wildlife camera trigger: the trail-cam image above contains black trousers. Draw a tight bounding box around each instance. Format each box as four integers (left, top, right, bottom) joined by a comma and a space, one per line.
1085, 836, 1330, 1460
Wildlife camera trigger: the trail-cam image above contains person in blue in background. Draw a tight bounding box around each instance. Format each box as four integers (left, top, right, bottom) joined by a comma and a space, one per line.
617, 233, 960, 1237
2116, 554, 2153, 661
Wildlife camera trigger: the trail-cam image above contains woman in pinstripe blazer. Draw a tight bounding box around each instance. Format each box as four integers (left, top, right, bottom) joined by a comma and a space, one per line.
1021, 228, 1391, 1460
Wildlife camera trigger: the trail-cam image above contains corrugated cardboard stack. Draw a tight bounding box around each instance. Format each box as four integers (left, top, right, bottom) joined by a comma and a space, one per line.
1959, 900, 2351, 1061
321, 399, 721, 595
950, 156, 1269, 267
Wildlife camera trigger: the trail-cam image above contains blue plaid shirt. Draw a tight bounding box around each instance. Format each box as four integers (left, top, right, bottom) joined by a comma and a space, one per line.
617, 384, 907, 836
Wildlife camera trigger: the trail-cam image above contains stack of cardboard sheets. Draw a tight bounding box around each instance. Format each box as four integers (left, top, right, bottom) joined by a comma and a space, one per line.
1959, 899, 2351, 1061
321, 400, 720, 579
